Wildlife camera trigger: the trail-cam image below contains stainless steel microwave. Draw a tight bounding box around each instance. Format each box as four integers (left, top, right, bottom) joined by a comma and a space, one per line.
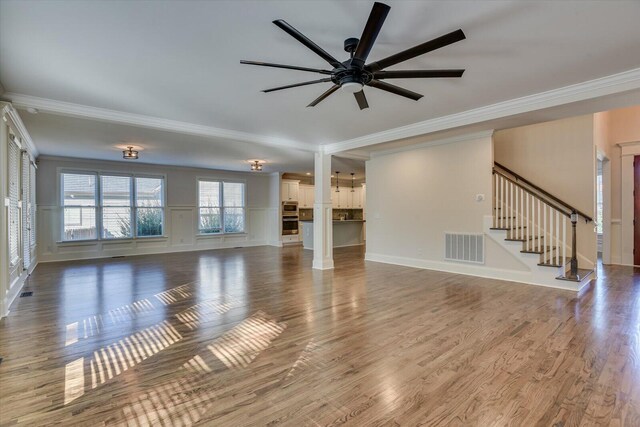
282, 201, 298, 216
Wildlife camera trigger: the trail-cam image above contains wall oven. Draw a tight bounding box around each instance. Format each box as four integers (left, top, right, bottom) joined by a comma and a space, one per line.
282, 201, 298, 217
282, 218, 299, 235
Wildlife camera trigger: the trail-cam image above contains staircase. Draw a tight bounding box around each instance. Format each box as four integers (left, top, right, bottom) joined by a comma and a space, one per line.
485, 163, 595, 291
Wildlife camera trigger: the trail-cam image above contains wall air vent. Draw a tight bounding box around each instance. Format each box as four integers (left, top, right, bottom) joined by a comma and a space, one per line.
445, 233, 484, 264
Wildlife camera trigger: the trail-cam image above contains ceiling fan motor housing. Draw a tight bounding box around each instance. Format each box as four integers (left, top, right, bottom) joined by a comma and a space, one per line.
344, 37, 360, 53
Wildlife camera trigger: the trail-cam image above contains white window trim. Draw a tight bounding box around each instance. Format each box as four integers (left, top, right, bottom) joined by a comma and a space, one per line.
58, 168, 167, 242
196, 177, 247, 236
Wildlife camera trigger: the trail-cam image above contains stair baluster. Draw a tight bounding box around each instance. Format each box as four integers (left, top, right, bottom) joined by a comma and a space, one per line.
491, 163, 594, 282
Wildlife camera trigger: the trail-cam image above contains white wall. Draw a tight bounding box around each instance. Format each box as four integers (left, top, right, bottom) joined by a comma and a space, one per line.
36, 156, 280, 262
494, 115, 597, 269
365, 134, 529, 279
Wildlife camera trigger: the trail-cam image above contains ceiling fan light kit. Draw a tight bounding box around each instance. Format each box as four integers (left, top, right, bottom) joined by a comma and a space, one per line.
241, 2, 465, 110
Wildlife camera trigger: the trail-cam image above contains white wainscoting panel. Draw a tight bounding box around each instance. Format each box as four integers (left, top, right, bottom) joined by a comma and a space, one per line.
37, 205, 275, 262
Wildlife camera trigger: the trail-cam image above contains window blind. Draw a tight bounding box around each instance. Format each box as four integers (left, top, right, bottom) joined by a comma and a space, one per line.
8, 137, 20, 265
22, 152, 31, 267
101, 175, 132, 238
30, 163, 37, 247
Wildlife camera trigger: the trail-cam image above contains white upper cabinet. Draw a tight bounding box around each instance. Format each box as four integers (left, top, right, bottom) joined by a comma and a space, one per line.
281, 179, 299, 202
299, 184, 314, 208
350, 187, 363, 209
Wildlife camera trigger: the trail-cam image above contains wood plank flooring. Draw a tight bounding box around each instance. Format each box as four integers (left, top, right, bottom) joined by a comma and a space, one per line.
1, 245, 639, 426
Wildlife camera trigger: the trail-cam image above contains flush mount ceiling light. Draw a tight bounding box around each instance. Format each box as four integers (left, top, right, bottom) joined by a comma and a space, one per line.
122, 146, 139, 160
250, 160, 263, 171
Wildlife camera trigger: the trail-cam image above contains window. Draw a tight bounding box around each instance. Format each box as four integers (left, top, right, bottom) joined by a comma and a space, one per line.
60, 171, 165, 241
30, 163, 37, 248
62, 173, 97, 241
8, 136, 20, 265
101, 175, 132, 238
198, 180, 221, 233
198, 180, 245, 234
135, 177, 164, 237
223, 182, 245, 233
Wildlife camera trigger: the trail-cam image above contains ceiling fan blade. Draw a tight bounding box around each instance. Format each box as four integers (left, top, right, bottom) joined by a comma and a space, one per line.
307, 85, 340, 107
373, 69, 465, 79
241, 60, 332, 75
263, 78, 332, 93
273, 20, 345, 69
354, 90, 369, 110
367, 29, 466, 71
367, 79, 423, 101
351, 2, 391, 69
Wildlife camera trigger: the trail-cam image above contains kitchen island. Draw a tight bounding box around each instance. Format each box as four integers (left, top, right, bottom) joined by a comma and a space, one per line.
299, 220, 365, 250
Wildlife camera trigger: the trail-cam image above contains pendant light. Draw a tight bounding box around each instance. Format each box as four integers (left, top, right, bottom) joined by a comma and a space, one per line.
351, 172, 355, 192
335, 171, 340, 192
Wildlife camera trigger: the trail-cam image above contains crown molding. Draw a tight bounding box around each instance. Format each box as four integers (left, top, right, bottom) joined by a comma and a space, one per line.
1, 103, 39, 157
4, 93, 315, 152
370, 130, 494, 158
324, 67, 640, 154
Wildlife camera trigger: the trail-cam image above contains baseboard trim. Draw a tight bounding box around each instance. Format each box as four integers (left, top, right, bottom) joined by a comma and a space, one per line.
38, 241, 269, 263
2, 259, 38, 318
312, 258, 335, 270
364, 252, 583, 292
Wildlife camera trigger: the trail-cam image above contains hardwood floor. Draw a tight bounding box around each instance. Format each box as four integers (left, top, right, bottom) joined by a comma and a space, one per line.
1, 246, 639, 426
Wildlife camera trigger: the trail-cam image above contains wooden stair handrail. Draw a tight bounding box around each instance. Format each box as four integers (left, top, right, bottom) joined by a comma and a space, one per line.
493, 162, 593, 222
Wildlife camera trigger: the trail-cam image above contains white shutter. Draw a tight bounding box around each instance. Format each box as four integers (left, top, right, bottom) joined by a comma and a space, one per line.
8, 137, 20, 266
22, 152, 31, 268
30, 163, 37, 247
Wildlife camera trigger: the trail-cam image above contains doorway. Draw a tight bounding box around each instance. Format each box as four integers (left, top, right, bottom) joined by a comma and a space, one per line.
597, 151, 611, 265
597, 159, 603, 259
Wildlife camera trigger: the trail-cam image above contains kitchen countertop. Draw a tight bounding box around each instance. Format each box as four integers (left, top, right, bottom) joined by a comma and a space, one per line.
299, 219, 366, 223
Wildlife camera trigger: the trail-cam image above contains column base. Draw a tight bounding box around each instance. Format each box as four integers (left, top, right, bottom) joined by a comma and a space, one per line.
312, 259, 334, 270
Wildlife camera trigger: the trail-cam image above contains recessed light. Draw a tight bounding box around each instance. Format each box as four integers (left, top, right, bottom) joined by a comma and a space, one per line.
26, 107, 39, 114
306, 172, 311, 175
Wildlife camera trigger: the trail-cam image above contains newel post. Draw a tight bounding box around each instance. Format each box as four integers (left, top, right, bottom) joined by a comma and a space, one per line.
570, 210, 578, 277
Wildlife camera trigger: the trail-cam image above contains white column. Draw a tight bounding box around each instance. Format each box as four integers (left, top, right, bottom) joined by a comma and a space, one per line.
313, 151, 334, 270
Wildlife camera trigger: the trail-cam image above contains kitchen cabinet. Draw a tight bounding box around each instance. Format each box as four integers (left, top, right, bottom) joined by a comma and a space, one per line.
331, 190, 350, 208
281, 179, 299, 201
299, 184, 314, 208
350, 187, 364, 209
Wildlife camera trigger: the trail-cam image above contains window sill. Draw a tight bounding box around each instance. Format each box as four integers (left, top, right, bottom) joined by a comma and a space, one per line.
57, 236, 168, 245
196, 232, 247, 238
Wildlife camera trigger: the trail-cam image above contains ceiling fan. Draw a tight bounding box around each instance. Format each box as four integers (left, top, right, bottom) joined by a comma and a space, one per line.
241, 2, 466, 110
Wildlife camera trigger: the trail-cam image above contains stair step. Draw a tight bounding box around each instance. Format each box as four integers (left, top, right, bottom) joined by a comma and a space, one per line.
556, 269, 594, 282
521, 246, 556, 255
538, 257, 570, 268
490, 226, 527, 231
505, 236, 540, 242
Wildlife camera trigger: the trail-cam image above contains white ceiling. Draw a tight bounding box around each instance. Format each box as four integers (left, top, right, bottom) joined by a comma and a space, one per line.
2, 0, 640, 171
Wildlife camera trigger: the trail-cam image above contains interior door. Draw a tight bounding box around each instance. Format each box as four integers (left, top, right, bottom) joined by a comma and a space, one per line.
635, 156, 640, 265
